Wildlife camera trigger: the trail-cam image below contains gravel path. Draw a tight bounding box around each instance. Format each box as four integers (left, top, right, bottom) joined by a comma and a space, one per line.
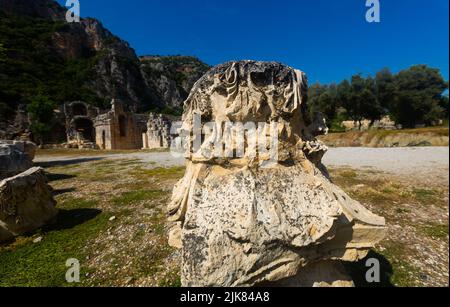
323, 147, 449, 186
36, 147, 449, 185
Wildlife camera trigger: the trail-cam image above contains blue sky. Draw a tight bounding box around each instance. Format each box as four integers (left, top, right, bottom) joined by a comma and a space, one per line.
57, 0, 449, 84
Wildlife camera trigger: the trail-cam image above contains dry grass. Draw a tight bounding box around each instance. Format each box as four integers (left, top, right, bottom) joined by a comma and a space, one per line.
36, 148, 169, 157
320, 127, 449, 147
0, 157, 185, 287
330, 167, 449, 287
1, 153, 448, 287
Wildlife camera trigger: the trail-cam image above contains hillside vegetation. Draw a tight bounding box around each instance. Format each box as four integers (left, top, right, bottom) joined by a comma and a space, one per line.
0, 0, 209, 124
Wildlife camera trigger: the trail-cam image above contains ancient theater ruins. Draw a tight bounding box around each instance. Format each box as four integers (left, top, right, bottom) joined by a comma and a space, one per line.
167, 61, 387, 287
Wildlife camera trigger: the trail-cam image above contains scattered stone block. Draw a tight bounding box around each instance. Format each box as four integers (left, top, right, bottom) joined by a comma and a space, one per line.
0, 167, 58, 243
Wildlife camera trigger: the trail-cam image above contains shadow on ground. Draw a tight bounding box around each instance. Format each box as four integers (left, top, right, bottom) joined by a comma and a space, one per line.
44, 208, 102, 232
344, 250, 395, 287
46, 173, 77, 182
35, 157, 104, 168
52, 187, 76, 196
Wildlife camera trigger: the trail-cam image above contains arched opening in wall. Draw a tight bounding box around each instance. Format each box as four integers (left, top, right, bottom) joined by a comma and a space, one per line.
119, 115, 127, 137
72, 103, 88, 116
74, 118, 95, 142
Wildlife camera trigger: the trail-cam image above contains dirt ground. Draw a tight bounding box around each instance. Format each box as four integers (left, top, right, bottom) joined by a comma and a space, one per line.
0, 147, 448, 287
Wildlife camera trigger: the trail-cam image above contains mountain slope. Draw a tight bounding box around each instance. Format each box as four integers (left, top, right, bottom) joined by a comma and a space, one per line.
0, 0, 165, 120
140, 56, 210, 110
0, 0, 210, 131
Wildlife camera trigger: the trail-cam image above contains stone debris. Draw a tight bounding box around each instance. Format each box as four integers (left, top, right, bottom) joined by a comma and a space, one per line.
142, 113, 175, 149
168, 61, 387, 287
33, 236, 43, 244
0, 167, 58, 243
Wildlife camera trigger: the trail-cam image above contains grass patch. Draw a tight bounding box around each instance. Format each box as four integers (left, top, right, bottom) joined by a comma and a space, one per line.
330, 168, 447, 209
346, 243, 422, 287
420, 223, 449, 241
130, 166, 186, 185
376, 243, 422, 287
412, 188, 437, 203
57, 198, 99, 210
112, 189, 167, 206
36, 148, 169, 157
0, 198, 108, 287
158, 268, 182, 287
135, 239, 174, 277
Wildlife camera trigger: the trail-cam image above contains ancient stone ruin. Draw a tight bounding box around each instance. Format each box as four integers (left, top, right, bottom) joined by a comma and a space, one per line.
62, 99, 147, 150
0, 141, 56, 243
63, 101, 100, 149
94, 99, 147, 150
168, 61, 387, 287
0, 167, 57, 243
0, 140, 57, 243
142, 113, 174, 150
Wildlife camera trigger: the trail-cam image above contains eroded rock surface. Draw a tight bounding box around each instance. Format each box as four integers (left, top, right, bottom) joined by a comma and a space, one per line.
168, 61, 387, 287
0, 167, 57, 243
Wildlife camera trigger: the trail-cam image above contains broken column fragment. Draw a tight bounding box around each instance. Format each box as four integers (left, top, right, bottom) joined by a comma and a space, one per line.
0, 167, 58, 243
167, 61, 387, 287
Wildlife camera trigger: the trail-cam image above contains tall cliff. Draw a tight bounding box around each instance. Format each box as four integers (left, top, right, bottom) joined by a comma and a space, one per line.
0, 0, 209, 130
140, 56, 210, 110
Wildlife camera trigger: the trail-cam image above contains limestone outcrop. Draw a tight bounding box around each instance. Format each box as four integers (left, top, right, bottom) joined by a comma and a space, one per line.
0, 141, 36, 180
0, 167, 57, 243
168, 61, 387, 287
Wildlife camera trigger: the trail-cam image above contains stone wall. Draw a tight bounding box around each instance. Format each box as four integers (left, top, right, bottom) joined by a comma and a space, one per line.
63, 101, 99, 148
142, 113, 174, 149
342, 116, 398, 131
94, 99, 146, 150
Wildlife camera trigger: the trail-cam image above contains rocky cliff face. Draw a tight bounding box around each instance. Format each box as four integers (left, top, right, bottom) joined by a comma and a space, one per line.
140, 56, 210, 109
0, 0, 162, 113
0, 0, 209, 134
0, 0, 65, 21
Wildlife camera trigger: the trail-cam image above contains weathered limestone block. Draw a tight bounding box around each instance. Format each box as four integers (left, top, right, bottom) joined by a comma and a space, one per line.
0, 141, 36, 180
0, 167, 57, 243
168, 61, 387, 287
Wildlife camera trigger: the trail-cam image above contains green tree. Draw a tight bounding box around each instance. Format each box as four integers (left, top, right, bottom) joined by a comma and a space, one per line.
439, 94, 449, 120
338, 75, 366, 129
375, 68, 396, 111
308, 83, 340, 123
27, 95, 56, 144
361, 76, 384, 126
391, 65, 448, 128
